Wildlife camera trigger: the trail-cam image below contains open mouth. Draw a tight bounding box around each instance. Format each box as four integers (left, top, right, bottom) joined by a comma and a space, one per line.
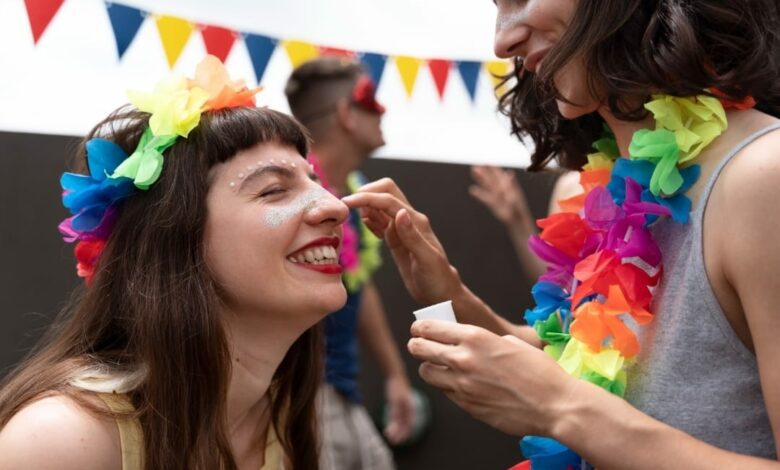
287, 237, 342, 274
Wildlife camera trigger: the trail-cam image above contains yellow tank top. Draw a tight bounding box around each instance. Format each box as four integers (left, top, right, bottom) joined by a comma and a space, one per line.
98, 393, 285, 470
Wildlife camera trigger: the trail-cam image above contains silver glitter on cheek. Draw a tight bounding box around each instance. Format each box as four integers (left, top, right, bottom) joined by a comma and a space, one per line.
263, 185, 331, 227
229, 182, 236, 188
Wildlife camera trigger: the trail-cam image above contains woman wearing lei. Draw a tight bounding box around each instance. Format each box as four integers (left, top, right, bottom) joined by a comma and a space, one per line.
345, 0, 780, 468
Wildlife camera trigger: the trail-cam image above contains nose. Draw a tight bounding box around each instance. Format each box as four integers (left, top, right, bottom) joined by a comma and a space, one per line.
494, 6, 530, 58
303, 184, 349, 227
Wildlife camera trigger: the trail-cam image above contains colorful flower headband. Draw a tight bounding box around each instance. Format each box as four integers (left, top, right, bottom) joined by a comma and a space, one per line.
58, 55, 263, 284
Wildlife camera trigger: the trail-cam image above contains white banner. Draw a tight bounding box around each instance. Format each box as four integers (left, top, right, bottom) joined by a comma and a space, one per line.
0, 0, 532, 167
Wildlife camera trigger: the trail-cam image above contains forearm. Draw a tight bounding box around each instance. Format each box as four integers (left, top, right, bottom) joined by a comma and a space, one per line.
358, 283, 408, 380
552, 380, 780, 470
452, 284, 542, 348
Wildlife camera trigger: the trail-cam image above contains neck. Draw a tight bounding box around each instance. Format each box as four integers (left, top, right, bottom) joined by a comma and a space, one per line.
222, 307, 306, 456
311, 139, 362, 194
598, 107, 655, 157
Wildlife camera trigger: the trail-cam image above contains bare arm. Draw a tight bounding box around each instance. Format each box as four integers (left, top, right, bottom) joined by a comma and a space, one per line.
406, 131, 780, 469
357, 281, 415, 444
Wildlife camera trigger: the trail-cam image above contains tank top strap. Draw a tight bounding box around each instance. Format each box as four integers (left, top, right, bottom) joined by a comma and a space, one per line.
693, 122, 780, 217
97, 393, 144, 470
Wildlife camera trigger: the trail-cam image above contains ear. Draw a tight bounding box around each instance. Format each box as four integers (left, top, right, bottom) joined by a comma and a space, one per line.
335, 98, 356, 131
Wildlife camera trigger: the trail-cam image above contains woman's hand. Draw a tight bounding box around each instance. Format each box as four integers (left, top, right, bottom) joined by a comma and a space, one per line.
342, 178, 463, 305
407, 320, 575, 437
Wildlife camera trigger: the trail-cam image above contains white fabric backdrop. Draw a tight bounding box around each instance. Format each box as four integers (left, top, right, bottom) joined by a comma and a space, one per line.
0, 0, 532, 167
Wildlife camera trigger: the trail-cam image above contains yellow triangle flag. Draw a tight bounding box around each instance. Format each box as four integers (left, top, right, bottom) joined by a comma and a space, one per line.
282, 40, 320, 69
155, 15, 195, 69
485, 60, 511, 95
395, 56, 423, 99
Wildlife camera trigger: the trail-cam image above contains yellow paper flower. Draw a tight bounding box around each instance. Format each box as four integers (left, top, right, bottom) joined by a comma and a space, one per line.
645, 95, 727, 163
128, 75, 209, 137
583, 152, 615, 172
557, 337, 624, 381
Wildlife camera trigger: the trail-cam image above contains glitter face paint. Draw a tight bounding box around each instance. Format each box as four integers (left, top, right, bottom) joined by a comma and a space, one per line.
263, 184, 332, 228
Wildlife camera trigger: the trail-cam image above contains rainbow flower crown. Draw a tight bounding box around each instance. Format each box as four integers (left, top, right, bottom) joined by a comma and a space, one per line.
58, 56, 263, 284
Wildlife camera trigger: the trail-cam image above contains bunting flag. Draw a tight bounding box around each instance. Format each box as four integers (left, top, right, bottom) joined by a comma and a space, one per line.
395, 56, 423, 99
244, 33, 276, 83
155, 15, 195, 68
201, 25, 237, 63
105, 2, 144, 59
428, 59, 451, 99
282, 40, 319, 69
457, 61, 482, 103
23, 1, 512, 104
485, 60, 511, 94
319, 46, 356, 58
24, 0, 65, 44
360, 52, 388, 88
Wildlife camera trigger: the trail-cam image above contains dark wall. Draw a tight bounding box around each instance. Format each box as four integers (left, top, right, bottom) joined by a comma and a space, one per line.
0, 130, 558, 469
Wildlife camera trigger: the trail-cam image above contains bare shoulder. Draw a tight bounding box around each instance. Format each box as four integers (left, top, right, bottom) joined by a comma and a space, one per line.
718, 114, 780, 211
0, 394, 121, 470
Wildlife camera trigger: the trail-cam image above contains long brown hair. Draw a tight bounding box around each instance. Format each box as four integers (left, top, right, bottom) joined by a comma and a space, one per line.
498, 0, 780, 171
0, 106, 322, 469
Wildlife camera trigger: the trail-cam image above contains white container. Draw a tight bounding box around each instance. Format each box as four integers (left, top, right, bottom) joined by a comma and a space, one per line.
413, 300, 457, 323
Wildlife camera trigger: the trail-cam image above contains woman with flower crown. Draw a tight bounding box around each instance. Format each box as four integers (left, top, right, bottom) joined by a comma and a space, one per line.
344, 1, 780, 468
0, 56, 350, 469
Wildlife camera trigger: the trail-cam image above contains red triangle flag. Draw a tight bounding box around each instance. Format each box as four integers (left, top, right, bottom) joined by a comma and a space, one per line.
428, 59, 451, 99
24, 0, 65, 44
318, 46, 356, 58
201, 25, 236, 63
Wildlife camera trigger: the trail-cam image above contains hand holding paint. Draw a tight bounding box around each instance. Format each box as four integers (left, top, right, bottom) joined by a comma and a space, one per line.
413, 300, 457, 323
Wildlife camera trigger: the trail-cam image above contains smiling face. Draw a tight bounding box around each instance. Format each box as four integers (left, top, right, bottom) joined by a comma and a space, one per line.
204, 142, 349, 323
493, 0, 599, 119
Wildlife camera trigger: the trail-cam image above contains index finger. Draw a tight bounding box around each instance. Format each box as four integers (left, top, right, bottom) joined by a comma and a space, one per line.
342, 192, 409, 218
352, 177, 411, 205
411, 320, 472, 345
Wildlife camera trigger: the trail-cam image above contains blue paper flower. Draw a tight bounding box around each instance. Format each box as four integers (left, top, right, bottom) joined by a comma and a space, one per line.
60, 139, 135, 234
524, 281, 572, 326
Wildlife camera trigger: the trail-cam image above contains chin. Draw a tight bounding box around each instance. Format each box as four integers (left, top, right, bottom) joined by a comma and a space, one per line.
556, 99, 593, 120
317, 285, 348, 315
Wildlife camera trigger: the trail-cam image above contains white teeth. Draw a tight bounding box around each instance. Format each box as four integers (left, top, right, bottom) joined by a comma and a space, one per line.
289, 245, 339, 265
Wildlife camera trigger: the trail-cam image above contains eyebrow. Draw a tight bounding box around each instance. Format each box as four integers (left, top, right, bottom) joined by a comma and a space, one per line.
238, 163, 317, 191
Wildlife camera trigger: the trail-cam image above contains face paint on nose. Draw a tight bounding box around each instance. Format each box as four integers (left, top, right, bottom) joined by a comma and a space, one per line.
496, 8, 527, 32
264, 184, 332, 228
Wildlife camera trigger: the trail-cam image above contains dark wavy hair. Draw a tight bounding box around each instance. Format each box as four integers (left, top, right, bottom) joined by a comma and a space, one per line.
0, 106, 322, 469
499, 0, 780, 171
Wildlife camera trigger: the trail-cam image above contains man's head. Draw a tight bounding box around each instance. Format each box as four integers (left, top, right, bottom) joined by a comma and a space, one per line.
285, 56, 385, 156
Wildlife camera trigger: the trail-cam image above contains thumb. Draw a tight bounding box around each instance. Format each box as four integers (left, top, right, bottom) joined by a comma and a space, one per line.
396, 209, 440, 265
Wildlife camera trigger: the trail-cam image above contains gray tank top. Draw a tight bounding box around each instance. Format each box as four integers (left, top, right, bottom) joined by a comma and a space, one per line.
624, 122, 780, 459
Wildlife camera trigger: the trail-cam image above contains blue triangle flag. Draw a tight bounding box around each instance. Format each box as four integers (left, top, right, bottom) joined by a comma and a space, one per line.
457, 61, 481, 102
105, 2, 145, 59
360, 52, 387, 87
244, 33, 276, 84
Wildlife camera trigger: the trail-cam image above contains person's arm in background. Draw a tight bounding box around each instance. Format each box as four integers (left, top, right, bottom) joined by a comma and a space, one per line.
469, 165, 545, 280
357, 280, 416, 445
469, 167, 582, 281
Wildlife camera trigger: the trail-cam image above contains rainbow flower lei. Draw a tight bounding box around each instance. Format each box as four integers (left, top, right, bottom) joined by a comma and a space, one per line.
515, 94, 752, 469
58, 56, 262, 283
